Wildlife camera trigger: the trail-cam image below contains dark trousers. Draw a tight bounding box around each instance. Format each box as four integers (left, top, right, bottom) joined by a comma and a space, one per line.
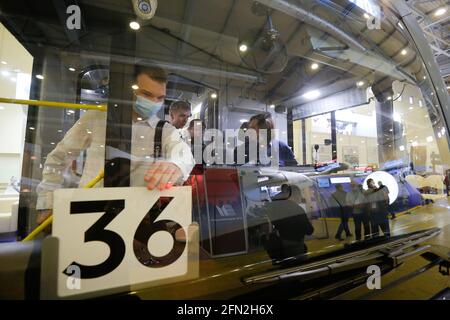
371, 218, 391, 237
353, 213, 371, 241
335, 215, 351, 238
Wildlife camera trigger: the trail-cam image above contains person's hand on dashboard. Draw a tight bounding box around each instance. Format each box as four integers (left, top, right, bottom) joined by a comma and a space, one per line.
144, 162, 182, 191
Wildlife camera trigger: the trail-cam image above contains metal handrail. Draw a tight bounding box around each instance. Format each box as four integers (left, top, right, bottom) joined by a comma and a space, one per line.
0, 97, 107, 111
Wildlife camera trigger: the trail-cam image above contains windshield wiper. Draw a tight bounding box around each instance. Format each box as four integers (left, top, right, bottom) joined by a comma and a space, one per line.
242, 228, 442, 285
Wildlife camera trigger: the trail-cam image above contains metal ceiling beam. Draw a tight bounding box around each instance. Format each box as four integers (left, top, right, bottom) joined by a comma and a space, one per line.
256, 0, 367, 52
424, 15, 450, 29
80, 50, 263, 83
430, 43, 450, 58
390, 0, 450, 151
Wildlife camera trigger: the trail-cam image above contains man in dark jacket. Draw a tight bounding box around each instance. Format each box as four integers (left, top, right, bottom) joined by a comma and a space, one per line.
331, 184, 352, 240
366, 179, 391, 237
263, 185, 314, 260
346, 180, 370, 240
234, 113, 298, 167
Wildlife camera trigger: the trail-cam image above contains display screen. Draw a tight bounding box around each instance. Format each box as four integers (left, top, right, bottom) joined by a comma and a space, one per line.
317, 177, 331, 188
330, 177, 351, 184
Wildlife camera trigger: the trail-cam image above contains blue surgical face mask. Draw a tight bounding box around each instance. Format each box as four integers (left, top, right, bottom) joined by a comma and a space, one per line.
133, 95, 164, 119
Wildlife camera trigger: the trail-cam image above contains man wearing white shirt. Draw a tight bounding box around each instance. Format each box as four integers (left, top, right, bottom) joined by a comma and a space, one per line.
36, 65, 195, 226
168, 100, 192, 143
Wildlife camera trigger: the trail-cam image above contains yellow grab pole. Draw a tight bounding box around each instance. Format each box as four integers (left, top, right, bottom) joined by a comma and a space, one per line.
0, 97, 107, 112
82, 171, 105, 189
22, 171, 105, 242
21, 216, 54, 242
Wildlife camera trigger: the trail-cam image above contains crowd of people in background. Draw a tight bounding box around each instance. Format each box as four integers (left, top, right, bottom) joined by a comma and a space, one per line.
168, 108, 298, 167
169, 101, 395, 249
332, 179, 392, 241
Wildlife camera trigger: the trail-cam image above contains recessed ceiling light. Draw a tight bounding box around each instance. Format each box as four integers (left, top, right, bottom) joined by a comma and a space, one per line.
129, 21, 140, 30
270, 104, 275, 109
311, 63, 319, 70
68, 67, 76, 72
435, 8, 447, 16
1, 61, 7, 65
401, 49, 407, 55
36, 74, 44, 80
239, 44, 248, 52
357, 81, 365, 87
211, 93, 218, 99
303, 90, 321, 100
131, 84, 139, 90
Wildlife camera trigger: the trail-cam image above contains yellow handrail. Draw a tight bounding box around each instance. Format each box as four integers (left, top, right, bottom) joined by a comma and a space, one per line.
0, 97, 107, 111
22, 171, 105, 242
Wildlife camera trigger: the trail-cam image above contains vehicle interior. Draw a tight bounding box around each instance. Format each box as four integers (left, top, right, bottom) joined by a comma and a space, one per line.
0, 0, 449, 300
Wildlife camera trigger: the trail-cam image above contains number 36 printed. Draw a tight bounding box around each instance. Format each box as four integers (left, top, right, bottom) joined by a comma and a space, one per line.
63, 197, 186, 279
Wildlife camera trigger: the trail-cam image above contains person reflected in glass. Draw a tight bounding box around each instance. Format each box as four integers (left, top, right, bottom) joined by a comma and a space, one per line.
378, 181, 395, 219
346, 180, 370, 241
366, 178, 391, 238
331, 184, 352, 241
264, 184, 314, 261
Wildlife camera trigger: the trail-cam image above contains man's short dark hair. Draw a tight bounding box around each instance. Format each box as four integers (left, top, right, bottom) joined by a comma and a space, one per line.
134, 65, 168, 83
250, 113, 274, 130
170, 100, 191, 114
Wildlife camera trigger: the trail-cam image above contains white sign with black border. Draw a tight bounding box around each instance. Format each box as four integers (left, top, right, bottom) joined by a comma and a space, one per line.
46, 186, 198, 299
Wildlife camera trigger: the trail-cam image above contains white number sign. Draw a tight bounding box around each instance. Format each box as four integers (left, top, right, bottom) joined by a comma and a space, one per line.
51, 186, 195, 298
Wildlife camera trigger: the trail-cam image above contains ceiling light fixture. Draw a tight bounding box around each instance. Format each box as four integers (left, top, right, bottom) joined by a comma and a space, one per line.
435, 8, 447, 16
303, 90, 321, 100
129, 21, 141, 30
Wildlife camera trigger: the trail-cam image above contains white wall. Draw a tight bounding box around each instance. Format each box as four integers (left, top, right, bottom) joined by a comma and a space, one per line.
0, 23, 33, 185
